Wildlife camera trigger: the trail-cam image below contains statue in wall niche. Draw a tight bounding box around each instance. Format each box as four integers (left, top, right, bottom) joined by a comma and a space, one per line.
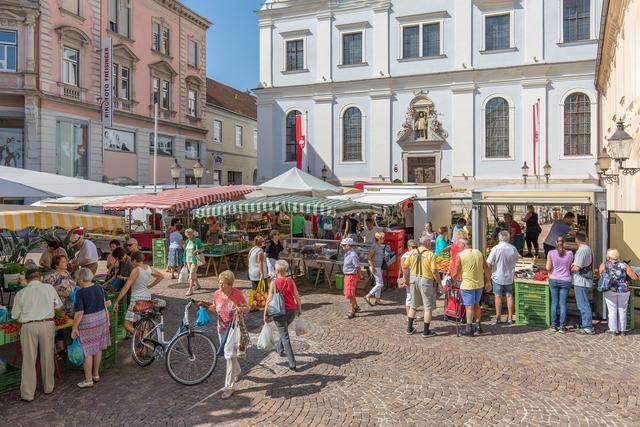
414, 111, 428, 140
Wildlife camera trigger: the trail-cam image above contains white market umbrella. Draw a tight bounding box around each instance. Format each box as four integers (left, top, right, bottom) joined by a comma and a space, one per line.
256, 168, 342, 197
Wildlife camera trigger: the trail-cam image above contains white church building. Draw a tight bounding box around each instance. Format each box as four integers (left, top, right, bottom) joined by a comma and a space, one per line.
255, 0, 602, 188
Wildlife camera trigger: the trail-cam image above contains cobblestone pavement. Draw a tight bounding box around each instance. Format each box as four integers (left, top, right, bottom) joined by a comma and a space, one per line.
1, 270, 640, 426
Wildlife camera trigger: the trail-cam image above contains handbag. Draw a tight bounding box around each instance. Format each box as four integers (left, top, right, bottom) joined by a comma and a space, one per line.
196, 253, 206, 267
266, 278, 286, 317
597, 267, 614, 293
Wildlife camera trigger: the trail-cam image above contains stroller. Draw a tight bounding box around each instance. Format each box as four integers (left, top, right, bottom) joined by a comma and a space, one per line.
442, 275, 466, 336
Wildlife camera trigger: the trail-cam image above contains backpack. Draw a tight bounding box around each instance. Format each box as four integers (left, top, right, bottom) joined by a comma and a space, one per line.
596, 266, 614, 292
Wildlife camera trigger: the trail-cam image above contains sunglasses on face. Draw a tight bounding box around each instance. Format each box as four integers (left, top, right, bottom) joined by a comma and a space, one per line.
127, 244, 134, 247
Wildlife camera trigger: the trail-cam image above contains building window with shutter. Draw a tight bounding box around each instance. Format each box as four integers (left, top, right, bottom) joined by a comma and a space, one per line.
108, 0, 130, 38
161, 80, 170, 110
563, 92, 591, 156
342, 32, 363, 65
188, 89, 197, 117
285, 110, 301, 162
285, 39, 304, 71
0, 31, 17, 72
213, 120, 222, 143
188, 39, 198, 67
63, 47, 79, 86
235, 125, 243, 147
485, 14, 510, 50
253, 130, 258, 150
563, 0, 590, 42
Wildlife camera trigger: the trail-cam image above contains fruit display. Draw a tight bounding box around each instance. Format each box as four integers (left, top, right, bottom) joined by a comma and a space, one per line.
54, 308, 70, 327
435, 253, 451, 272
533, 269, 549, 282
0, 321, 20, 334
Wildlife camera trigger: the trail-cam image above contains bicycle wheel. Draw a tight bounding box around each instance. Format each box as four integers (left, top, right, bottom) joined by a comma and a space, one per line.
131, 316, 159, 367
165, 330, 217, 385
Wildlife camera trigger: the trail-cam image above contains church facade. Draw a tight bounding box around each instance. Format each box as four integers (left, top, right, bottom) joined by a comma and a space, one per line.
255, 0, 603, 187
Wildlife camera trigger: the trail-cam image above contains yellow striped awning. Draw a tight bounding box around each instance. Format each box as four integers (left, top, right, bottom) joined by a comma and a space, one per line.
0, 206, 124, 232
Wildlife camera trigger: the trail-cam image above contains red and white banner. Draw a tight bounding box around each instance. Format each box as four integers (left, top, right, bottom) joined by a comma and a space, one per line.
532, 100, 540, 176
101, 37, 113, 128
295, 113, 308, 171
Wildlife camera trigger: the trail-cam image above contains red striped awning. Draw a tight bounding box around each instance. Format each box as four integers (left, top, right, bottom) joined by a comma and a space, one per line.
103, 185, 255, 211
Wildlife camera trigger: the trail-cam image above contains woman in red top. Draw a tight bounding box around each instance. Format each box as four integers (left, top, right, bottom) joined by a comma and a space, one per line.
504, 213, 525, 255
263, 259, 302, 371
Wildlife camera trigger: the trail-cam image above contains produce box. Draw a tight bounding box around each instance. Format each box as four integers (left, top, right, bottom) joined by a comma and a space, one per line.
515, 281, 550, 328
0, 363, 21, 394
101, 342, 117, 369
627, 294, 635, 331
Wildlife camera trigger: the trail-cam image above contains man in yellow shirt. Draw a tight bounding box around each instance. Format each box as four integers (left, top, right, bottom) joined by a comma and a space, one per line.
455, 239, 491, 337
12, 269, 63, 401
403, 237, 442, 337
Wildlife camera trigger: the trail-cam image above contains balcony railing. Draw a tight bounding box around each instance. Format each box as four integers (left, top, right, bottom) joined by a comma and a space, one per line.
58, 83, 84, 101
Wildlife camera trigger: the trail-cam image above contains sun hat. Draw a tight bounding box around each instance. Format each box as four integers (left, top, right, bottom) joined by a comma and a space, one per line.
340, 237, 355, 246
70, 234, 83, 246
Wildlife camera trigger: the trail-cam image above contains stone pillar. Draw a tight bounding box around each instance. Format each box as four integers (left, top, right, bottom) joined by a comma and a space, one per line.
259, 21, 273, 87
372, 3, 390, 77
370, 90, 392, 180
312, 94, 334, 178
256, 96, 274, 182
451, 83, 476, 178
454, 0, 473, 70
521, 78, 548, 178
25, 14, 36, 73
316, 13, 332, 83
524, 0, 544, 63
23, 95, 40, 171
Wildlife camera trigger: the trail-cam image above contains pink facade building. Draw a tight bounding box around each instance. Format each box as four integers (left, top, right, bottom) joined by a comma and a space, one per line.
0, 0, 210, 189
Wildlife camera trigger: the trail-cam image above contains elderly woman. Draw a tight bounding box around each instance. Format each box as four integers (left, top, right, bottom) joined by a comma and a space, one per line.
39, 241, 67, 270
183, 228, 204, 296
248, 236, 266, 291
546, 236, 574, 333
599, 249, 639, 336
43, 255, 77, 313
201, 270, 249, 400
71, 268, 111, 388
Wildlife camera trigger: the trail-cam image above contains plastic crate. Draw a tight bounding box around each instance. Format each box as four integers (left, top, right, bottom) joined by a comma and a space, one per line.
3, 331, 19, 344
101, 342, 117, 369
152, 238, 166, 250
515, 282, 550, 328
0, 364, 21, 394
0, 330, 4, 346
515, 282, 549, 296
627, 294, 635, 331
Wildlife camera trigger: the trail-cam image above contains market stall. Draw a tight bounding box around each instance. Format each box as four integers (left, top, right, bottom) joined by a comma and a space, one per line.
247, 167, 343, 198
102, 185, 255, 264
471, 184, 608, 326
194, 195, 381, 281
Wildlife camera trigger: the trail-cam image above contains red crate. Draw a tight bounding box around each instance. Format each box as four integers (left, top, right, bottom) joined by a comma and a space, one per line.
384, 229, 405, 242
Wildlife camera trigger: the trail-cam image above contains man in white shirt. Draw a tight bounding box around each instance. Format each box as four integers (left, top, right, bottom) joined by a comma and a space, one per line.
486, 230, 518, 324
361, 218, 383, 244
12, 270, 63, 402
70, 234, 99, 274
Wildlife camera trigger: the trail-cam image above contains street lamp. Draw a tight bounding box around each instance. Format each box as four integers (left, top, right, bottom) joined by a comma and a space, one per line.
170, 158, 181, 189
594, 150, 619, 184
521, 161, 530, 184
543, 161, 552, 184
321, 165, 328, 181
607, 120, 640, 175
192, 160, 204, 187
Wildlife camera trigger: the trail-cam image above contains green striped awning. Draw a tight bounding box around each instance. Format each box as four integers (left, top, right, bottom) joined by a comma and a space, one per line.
193, 195, 379, 218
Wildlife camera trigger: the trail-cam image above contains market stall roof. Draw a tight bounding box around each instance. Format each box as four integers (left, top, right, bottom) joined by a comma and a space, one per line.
328, 193, 415, 206
31, 195, 132, 209
252, 168, 342, 197
472, 183, 604, 206
0, 205, 125, 231
0, 166, 144, 198
102, 185, 255, 211
194, 195, 380, 218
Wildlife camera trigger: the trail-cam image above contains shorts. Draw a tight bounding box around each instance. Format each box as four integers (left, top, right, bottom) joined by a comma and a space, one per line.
410, 277, 436, 311
492, 282, 513, 295
401, 276, 414, 306
461, 288, 483, 306
343, 274, 357, 299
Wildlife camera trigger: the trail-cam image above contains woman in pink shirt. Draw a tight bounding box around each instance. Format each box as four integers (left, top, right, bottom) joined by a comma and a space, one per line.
545, 236, 574, 333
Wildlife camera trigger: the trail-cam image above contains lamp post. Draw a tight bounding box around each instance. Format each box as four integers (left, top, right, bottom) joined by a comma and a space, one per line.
594, 150, 619, 184
192, 160, 204, 188
321, 165, 328, 181
607, 120, 640, 175
543, 161, 552, 184
170, 158, 181, 189
521, 161, 529, 184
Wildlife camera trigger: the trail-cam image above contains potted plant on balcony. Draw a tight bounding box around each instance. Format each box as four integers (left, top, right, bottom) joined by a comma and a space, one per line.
1, 262, 25, 286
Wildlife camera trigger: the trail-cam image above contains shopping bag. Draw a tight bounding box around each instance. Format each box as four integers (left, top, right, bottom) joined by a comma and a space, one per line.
266, 279, 286, 317
196, 253, 206, 267
178, 266, 189, 284
68, 287, 79, 305
67, 338, 85, 366
224, 323, 239, 359
237, 315, 250, 358
256, 323, 275, 351
293, 316, 312, 336
249, 280, 268, 311
195, 307, 210, 327
217, 325, 231, 357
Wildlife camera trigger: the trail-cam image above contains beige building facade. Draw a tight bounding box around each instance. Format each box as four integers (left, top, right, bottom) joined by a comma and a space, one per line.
596, 0, 640, 211
204, 78, 257, 185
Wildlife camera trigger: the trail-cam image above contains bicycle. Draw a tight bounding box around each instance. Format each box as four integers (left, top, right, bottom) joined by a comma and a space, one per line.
131, 299, 218, 385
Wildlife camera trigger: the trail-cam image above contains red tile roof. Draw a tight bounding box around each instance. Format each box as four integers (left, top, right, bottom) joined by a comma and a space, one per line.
206, 78, 257, 120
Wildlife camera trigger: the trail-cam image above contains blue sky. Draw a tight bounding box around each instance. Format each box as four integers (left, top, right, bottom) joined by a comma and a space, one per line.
182, 0, 264, 92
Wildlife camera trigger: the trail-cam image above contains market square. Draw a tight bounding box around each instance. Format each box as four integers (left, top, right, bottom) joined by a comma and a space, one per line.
1, 0, 640, 426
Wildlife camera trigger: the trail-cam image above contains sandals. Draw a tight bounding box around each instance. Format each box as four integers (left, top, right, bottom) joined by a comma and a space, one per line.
344, 312, 356, 319
92, 376, 100, 383
363, 295, 374, 307
220, 389, 235, 400
77, 380, 94, 389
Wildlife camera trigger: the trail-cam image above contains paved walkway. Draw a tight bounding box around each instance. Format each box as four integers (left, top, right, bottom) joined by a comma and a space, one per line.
1, 272, 639, 426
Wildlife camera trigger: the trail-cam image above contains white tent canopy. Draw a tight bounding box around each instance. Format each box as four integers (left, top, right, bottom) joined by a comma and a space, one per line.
251, 168, 342, 197
329, 192, 415, 206
0, 166, 143, 198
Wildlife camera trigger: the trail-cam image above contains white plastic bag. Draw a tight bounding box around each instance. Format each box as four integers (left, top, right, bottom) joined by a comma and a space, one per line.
178, 266, 189, 284
224, 325, 239, 359
293, 316, 312, 336
256, 323, 275, 351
